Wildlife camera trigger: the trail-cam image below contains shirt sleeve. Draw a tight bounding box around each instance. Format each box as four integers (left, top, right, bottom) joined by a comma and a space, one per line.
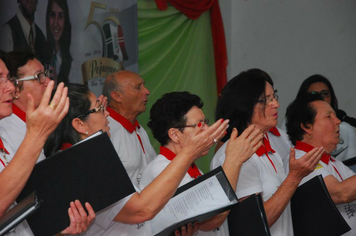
235, 157, 264, 199
94, 191, 136, 230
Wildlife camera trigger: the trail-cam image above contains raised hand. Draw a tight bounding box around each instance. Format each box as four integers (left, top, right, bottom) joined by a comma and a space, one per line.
26, 81, 69, 143
181, 119, 229, 160
288, 147, 324, 180
225, 125, 263, 164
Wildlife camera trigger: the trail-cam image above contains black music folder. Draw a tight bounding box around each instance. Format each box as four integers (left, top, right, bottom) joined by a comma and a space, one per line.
16, 132, 135, 236
291, 175, 351, 236
228, 193, 270, 236
152, 166, 238, 236
0, 191, 41, 236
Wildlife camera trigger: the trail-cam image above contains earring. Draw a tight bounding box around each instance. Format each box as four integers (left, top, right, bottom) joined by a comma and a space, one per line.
14, 96, 19, 99
309, 133, 312, 140
85, 131, 88, 135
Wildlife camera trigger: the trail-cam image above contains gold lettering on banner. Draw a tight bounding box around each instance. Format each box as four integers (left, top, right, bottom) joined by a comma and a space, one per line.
81, 57, 122, 84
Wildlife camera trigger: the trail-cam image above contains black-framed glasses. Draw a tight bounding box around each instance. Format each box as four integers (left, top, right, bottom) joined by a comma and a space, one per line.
256, 90, 279, 105
174, 118, 209, 129
310, 90, 330, 98
15, 70, 50, 85
76, 105, 104, 119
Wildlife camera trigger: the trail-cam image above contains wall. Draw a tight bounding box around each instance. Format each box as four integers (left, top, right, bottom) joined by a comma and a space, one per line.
220, 0, 356, 124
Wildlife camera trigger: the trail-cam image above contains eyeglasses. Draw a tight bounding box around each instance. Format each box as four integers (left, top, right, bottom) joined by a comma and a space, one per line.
0, 74, 15, 88
256, 90, 279, 105
174, 118, 209, 129
14, 70, 50, 85
76, 105, 105, 119
310, 90, 330, 98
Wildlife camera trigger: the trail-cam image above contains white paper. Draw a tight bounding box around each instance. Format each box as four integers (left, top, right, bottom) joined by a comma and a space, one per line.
151, 175, 235, 234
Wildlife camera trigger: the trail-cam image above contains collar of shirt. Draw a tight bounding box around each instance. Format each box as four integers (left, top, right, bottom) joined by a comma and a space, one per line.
107, 107, 140, 133
16, 7, 36, 42
256, 132, 276, 157
12, 103, 26, 123
268, 127, 281, 136
295, 141, 334, 165
159, 146, 202, 179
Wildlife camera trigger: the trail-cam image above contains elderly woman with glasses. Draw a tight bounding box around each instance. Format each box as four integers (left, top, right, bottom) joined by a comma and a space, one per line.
286, 93, 356, 235
280, 75, 356, 162
0, 51, 95, 235
44, 84, 231, 236
211, 69, 324, 236
0, 50, 52, 161
139, 91, 263, 235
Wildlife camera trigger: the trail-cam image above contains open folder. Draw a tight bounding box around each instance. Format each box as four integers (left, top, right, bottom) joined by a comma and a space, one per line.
152, 166, 238, 236
16, 132, 135, 236
0, 191, 41, 236
228, 193, 270, 236
291, 174, 351, 236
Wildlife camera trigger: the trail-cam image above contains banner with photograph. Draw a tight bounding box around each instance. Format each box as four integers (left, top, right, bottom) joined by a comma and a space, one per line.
0, 0, 138, 96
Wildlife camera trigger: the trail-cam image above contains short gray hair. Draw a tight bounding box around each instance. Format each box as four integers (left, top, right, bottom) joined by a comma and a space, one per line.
102, 74, 119, 103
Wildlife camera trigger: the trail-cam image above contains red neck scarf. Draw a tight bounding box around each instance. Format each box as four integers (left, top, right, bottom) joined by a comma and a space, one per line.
268, 127, 281, 136
295, 141, 334, 165
256, 133, 277, 173
107, 107, 145, 154
160, 146, 202, 179
12, 104, 26, 123
295, 141, 343, 180
60, 143, 73, 151
0, 137, 10, 168
256, 133, 276, 157
107, 107, 140, 133
0, 138, 9, 155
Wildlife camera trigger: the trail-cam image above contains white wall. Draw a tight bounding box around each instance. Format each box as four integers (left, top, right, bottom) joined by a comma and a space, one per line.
220, 0, 356, 124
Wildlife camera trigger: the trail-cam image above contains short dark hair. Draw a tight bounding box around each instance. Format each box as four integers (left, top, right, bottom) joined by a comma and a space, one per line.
296, 74, 338, 110
148, 91, 203, 146
216, 68, 274, 142
286, 93, 324, 145
5, 50, 36, 78
44, 83, 92, 157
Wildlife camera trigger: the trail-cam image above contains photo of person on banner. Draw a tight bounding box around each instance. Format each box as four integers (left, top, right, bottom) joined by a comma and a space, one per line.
1, 0, 48, 64
46, 0, 72, 84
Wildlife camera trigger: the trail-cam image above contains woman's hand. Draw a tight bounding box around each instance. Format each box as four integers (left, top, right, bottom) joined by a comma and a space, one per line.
60, 200, 96, 235
288, 147, 324, 181
181, 119, 229, 161
26, 81, 69, 142
225, 125, 263, 164
175, 222, 199, 236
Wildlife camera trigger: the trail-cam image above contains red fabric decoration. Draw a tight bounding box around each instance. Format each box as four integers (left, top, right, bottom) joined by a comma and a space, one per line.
160, 146, 202, 179
0, 138, 10, 154
268, 127, 281, 137
256, 133, 277, 173
155, 0, 228, 94
60, 143, 73, 151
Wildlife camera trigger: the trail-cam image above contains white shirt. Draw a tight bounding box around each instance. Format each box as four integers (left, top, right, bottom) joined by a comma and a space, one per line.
80, 189, 152, 236
295, 147, 356, 236
140, 153, 228, 236
0, 136, 34, 236
211, 138, 294, 236
0, 110, 46, 162
332, 122, 356, 162
107, 108, 156, 187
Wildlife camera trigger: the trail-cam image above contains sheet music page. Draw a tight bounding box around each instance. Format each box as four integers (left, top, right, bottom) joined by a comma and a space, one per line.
151, 175, 233, 234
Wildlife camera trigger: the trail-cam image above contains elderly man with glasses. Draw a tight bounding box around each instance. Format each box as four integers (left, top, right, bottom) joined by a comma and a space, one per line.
0, 50, 52, 160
